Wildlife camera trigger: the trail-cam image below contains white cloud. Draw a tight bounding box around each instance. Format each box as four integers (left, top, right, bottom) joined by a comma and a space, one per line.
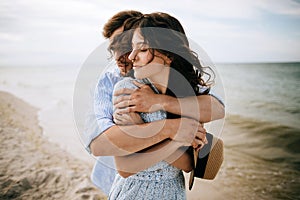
0, 0, 300, 66
202, 28, 300, 62
256, 0, 300, 16
182, 0, 259, 19
0, 33, 22, 42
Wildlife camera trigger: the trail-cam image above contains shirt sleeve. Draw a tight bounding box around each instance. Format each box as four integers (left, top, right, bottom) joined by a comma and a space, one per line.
198, 85, 225, 107
208, 90, 225, 107
83, 72, 117, 153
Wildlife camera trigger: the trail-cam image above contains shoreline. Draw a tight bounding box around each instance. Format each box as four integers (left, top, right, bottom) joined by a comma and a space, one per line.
0, 90, 229, 199
1, 90, 298, 199
0, 91, 106, 199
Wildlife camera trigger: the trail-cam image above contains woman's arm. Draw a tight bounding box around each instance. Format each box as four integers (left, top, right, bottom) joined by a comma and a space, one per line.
115, 139, 193, 178
164, 146, 193, 173
113, 117, 206, 177
113, 82, 225, 123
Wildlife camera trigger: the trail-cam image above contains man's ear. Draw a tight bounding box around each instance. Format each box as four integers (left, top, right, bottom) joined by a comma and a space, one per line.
166, 55, 173, 65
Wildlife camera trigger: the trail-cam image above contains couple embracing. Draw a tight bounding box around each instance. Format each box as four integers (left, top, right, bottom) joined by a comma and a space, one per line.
84, 10, 225, 200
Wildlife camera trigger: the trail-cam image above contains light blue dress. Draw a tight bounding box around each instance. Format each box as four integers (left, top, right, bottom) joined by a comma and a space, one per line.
109, 77, 186, 200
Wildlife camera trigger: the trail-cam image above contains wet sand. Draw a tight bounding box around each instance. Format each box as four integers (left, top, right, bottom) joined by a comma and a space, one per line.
0, 91, 106, 200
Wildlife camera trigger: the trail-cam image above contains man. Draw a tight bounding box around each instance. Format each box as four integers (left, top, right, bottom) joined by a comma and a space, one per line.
84, 10, 225, 195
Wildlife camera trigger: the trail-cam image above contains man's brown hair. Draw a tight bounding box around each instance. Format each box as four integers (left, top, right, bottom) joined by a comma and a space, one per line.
102, 10, 143, 39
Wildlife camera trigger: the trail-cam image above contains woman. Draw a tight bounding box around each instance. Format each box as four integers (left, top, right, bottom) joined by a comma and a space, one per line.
109, 12, 213, 199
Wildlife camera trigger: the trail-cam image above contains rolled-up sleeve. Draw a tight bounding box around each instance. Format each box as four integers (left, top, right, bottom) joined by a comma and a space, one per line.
199, 85, 225, 107
208, 90, 225, 107
83, 72, 121, 153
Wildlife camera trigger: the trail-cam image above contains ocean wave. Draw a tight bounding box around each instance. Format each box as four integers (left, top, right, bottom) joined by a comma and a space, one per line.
250, 99, 300, 117
225, 114, 300, 170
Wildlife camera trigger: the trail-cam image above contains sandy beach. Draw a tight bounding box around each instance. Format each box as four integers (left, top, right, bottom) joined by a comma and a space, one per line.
0, 90, 226, 200
0, 91, 106, 200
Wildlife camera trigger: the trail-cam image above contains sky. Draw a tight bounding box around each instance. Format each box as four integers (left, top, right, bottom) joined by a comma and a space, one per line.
0, 0, 300, 67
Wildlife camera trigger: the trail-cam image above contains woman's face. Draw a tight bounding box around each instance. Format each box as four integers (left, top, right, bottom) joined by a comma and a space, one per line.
128, 29, 171, 79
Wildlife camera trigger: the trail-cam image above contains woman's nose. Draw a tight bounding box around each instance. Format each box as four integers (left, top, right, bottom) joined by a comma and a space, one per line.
128, 49, 137, 62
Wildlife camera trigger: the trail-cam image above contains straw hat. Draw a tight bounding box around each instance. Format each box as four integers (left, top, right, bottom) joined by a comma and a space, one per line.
189, 132, 224, 190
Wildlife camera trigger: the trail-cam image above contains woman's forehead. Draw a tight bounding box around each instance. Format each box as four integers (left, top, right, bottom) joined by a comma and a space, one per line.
132, 29, 145, 45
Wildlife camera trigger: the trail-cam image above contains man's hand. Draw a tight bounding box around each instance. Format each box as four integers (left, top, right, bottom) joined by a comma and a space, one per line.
113, 81, 164, 113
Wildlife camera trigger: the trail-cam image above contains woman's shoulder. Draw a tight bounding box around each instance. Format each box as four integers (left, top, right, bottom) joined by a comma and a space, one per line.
114, 77, 139, 90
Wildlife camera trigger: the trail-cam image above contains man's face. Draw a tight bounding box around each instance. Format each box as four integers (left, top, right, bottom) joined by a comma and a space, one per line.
110, 27, 133, 76
114, 52, 133, 76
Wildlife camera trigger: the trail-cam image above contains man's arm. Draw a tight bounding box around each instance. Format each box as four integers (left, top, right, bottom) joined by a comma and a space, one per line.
163, 94, 225, 123
90, 117, 203, 157
113, 81, 225, 123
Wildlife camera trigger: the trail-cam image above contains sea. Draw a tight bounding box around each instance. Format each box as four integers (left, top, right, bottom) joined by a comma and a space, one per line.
215, 63, 300, 200
0, 62, 299, 199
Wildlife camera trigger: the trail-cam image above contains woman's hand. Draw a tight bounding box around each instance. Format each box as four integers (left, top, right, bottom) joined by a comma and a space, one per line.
192, 123, 208, 151
168, 118, 207, 149
113, 81, 164, 113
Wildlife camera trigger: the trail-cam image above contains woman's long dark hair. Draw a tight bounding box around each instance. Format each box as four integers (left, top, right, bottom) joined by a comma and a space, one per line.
110, 12, 214, 94
133, 12, 214, 94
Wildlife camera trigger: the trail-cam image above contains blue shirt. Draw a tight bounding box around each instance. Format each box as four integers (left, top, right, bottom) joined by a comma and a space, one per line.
83, 67, 122, 195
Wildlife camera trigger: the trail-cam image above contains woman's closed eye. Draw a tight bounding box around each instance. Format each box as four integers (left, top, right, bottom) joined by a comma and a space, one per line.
139, 48, 149, 52
132, 42, 149, 52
